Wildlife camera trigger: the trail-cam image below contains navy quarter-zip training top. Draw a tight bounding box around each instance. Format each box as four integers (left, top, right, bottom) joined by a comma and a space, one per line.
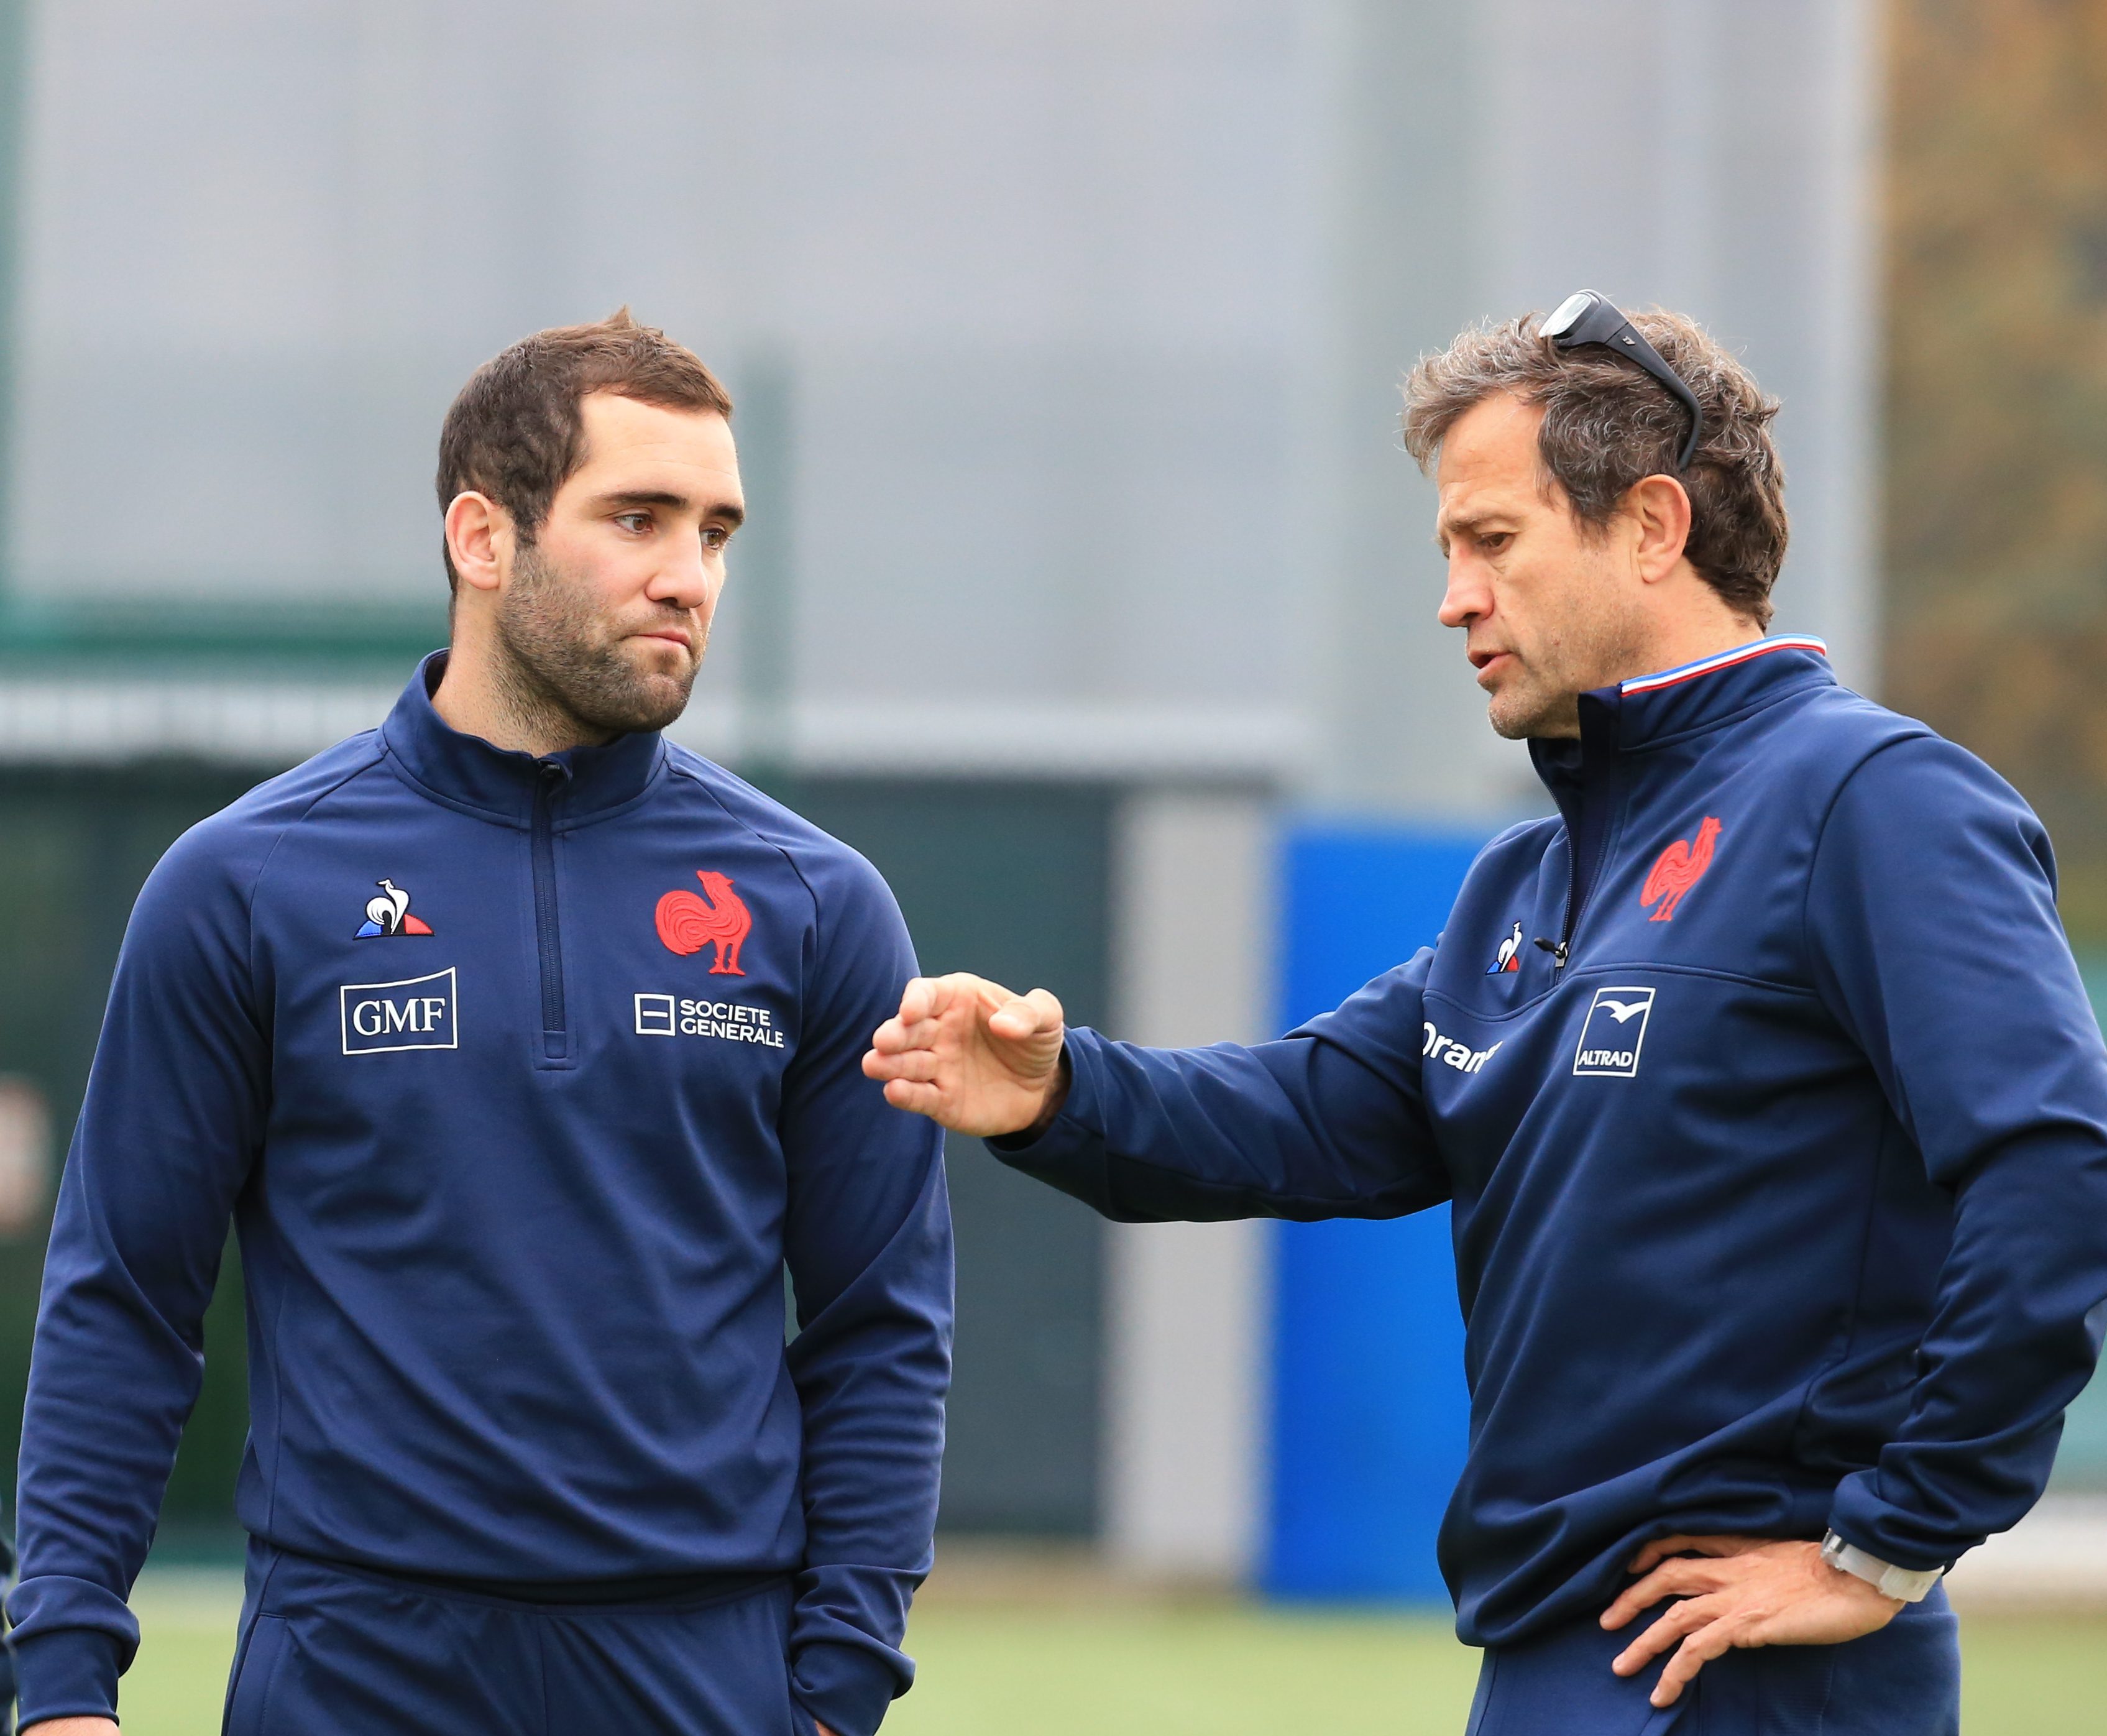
9, 654, 953, 1735
997, 636, 2107, 1643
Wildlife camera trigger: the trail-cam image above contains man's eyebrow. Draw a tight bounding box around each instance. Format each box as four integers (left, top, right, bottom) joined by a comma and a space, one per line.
1435, 508, 1512, 546
592, 488, 746, 528
1434, 510, 1482, 549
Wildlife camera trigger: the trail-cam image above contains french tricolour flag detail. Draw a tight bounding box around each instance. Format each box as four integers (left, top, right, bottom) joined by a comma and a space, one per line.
1620, 635, 1828, 697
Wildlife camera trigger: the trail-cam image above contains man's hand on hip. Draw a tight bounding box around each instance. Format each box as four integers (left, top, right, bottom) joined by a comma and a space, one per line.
863, 973, 1068, 1137
1599, 1535, 1903, 1707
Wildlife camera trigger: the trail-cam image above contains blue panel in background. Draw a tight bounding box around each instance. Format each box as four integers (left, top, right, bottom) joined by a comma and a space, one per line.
1277, 829, 1492, 1030
1264, 824, 1489, 1602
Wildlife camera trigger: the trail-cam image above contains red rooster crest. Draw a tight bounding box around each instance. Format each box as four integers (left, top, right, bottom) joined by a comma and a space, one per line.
1640, 816, 1723, 922
655, 870, 753, 974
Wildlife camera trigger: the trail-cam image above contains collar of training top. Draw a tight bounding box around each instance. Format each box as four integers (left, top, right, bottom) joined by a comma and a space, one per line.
380, 650, 669, 827
1528, 634, 1834, 788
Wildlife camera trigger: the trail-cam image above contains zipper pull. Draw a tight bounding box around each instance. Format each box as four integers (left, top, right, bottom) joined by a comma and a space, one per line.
1533, 937, 1568, 968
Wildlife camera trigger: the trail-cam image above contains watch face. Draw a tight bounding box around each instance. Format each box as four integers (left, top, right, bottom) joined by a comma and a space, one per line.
1544, 292, 1597, 339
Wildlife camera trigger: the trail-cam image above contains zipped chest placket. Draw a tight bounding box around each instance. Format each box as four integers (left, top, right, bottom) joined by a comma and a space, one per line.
1540, 705, 1625, 971
531, 761, 568, 1060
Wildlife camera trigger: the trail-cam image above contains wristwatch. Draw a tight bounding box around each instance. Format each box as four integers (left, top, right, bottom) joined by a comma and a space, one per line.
1820, 1530, 1944, 1602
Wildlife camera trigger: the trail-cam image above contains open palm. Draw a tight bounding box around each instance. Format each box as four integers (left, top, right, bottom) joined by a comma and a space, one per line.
863, 973, 1068, 1137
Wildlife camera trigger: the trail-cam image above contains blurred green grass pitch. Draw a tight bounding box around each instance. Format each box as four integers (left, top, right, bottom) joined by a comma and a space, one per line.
116, 1573, 2107, 1735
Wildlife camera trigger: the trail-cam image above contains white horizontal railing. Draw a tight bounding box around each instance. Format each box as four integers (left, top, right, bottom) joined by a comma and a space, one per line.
0, 675, 1309, 784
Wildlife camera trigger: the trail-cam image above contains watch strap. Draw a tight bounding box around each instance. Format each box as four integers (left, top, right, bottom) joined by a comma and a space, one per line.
1820, 1530, 1943, 1603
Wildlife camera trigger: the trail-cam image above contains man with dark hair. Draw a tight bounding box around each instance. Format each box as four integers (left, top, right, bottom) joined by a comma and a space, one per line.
9, 311, 953, 1736
865, 298, 2107, 1733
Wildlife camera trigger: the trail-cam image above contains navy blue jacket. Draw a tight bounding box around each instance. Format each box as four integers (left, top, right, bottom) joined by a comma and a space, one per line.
998, 638, 2107, 1643
9, 655, 953, 1735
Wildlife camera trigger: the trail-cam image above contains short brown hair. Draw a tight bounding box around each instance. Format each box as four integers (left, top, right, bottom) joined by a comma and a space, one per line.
436, 308, 733, 590
1401, 309, 1789, 627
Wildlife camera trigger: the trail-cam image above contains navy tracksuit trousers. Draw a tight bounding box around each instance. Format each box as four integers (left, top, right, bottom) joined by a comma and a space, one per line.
1466, 1589, 1962, 1735
223, 1543, 817, 1736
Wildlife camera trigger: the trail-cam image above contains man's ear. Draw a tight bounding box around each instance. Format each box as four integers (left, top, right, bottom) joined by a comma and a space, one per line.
444, 492, 514, 595
1627, 474, 1694, 586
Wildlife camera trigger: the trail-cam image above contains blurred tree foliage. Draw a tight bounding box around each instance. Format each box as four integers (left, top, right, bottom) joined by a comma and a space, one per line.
1886, 0, 2107, 939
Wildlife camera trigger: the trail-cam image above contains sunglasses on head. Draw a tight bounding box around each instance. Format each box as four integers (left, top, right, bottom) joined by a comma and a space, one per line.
1541, 290, 1703, 472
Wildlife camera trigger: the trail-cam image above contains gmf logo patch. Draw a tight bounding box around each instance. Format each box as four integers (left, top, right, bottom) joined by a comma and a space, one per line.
1572, 985, 1655, 1078
341, 967, 457, 1055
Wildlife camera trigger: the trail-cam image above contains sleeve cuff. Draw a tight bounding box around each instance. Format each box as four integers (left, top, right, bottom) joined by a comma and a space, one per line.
1826, 1473, 1968, 1575
12, 1625, 126, 1727
986, 1033, 1103, 1160
792, 1638, 906, 1736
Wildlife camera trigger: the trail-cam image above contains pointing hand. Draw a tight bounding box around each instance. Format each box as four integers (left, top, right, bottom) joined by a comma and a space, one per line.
863, 973, 1068, 1137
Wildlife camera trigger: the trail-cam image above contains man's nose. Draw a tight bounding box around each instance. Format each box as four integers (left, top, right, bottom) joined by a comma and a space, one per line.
651, 536, 714, 611
1438, 558, 1487, 630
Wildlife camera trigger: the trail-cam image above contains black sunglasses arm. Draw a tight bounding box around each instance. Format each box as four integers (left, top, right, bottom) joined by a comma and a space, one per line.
1546, 295, 1704, 472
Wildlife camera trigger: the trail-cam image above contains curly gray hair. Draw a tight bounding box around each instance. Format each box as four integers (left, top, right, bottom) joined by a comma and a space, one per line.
1401, 310, 1789, 627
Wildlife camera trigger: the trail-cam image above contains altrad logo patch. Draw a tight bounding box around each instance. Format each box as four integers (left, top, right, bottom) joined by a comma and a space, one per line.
656, 870, 753, 975
356, 878, 434, 937
1572, 985, 1656, 1078
1641, 817, 1722, 922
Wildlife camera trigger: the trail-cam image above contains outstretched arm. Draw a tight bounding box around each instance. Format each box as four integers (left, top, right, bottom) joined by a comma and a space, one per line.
863, 973, 1069, 1136
865, 958, 1448, 1223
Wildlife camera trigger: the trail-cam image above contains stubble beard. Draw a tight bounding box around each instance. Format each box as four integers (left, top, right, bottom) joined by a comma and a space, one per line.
490, 541, 704, 746
1486, 670, 1577, 742
1484, 602, 1649, 742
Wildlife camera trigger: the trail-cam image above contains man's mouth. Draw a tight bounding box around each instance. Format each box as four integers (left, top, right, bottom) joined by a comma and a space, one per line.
1470, 648, 1514, 679
631, 627, 697, 655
